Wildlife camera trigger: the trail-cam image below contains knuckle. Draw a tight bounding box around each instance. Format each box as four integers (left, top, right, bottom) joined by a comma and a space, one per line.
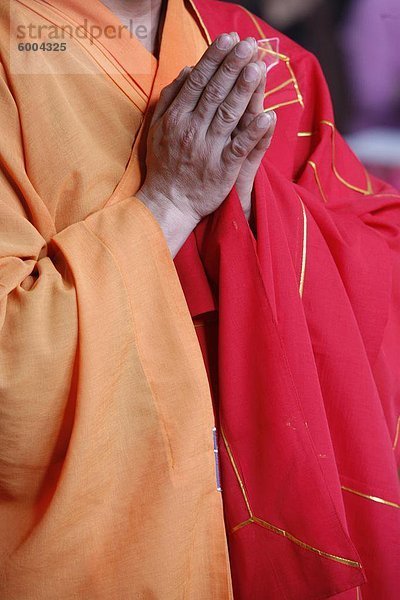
262, 136, 272, 151
163, 107, 180, 131
216, 101, 237, 125
205, 47, 226, 68
187, 67, 209, 91
248, 123, 262, 140
203, 81, 225, 105
180, 123, 197, 147
220, 60, 238, 78
230, 137, 248, 158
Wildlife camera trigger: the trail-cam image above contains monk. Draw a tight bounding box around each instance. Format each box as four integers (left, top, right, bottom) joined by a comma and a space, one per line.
0, 0, 399, 599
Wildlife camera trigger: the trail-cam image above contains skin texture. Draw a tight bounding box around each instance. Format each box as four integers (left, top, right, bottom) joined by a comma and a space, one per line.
138, 33, 276, 256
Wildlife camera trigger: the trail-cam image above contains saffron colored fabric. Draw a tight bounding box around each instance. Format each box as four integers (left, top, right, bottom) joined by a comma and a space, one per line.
0, 0, 232, 598
173, 2, 400, 599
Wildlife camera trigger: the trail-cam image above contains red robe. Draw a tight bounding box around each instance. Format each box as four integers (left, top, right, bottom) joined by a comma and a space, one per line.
175, 1, 400, 599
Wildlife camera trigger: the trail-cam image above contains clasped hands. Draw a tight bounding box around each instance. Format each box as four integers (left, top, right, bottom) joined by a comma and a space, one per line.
137, 32, 277, 257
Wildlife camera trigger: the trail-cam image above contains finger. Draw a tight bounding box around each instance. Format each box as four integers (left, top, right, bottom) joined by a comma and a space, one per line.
229, 32, 240, 43
207, 61, 262, 139
235, 60, 267, 132
229, 33, 258, 62
243, 111, 277, 165
194, 38, 258, 126
244, 36, 259, 63
234, 35, 266, 134
222, 110, 275, 166
151, 66, 192, 124
171, 33, 237, 113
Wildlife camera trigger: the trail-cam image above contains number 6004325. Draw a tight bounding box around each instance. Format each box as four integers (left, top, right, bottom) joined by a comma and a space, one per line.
17, 42, 67, 52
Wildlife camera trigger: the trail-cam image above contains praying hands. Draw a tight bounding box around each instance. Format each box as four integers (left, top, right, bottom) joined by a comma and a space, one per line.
137, 32, 276, 256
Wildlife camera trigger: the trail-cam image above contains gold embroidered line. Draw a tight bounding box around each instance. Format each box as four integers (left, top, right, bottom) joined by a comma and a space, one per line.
298, 198, 308, 297
188, 1, 304, 114
264, 98, 302, 112
286, 60, 304, 108
186, 0, 212, 45
341, 486, 400, 509
253, 516, 361, 568
393, 416, 400, 450
220, 428, 253, 517
264, 78, 294, 98
320, 120, 373, 195
232, 517, 255, 533
356, 586, 361, 600
308, 161, 329, 203
231, 515, 361, 569
298, 131, 315, 137
222, 429, 362, 569
239, 7, 289, 60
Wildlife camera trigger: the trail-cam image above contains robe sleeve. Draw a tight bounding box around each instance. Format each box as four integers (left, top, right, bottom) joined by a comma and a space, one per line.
0, 62, 80, 511
0, 62, 231, 599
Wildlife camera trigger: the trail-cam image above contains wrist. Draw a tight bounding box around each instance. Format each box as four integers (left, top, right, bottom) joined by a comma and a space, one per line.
136, 184, 200, 258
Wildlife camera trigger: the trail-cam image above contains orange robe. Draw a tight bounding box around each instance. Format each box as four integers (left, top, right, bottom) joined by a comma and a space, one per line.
0, 0, 232, 597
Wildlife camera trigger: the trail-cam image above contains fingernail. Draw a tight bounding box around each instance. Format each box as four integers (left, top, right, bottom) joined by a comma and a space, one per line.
229, 32, 240, 43
243, 63, 260, 82
257, 112, 271, 128
244, 36, 256, 46
216, 34, 232, 51
260, 60, 267, 74
235, 40, 252, 59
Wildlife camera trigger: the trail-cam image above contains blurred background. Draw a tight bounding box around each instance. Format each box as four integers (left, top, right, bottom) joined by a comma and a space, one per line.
233, 0, 400, 188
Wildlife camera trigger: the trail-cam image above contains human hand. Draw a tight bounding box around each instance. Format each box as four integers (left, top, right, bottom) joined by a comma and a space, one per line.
138, 33, 273, 237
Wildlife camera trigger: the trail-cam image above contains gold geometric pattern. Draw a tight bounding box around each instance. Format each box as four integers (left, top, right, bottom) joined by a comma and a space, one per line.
220, 428, 362, 569
264, 78, 294, 99
239, 7, 305, 113
320, 121, 374, 195
300, 121, 376, 198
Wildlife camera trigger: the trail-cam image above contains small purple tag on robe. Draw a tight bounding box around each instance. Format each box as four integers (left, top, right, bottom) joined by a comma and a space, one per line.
212, 427, 222, 492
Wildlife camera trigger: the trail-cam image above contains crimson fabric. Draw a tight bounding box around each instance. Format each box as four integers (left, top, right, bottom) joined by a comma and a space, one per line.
175, 2, 400, 599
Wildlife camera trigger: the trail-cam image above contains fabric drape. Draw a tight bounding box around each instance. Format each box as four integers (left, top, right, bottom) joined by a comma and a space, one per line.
0, 1, 232, 597
175, 2, 400, 598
